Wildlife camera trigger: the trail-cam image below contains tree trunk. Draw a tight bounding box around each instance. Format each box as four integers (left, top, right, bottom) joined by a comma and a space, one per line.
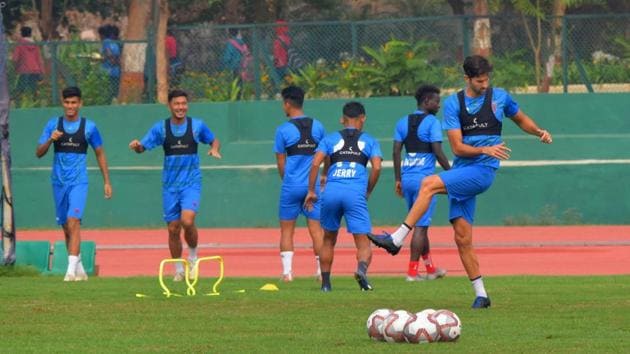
541, 0, 567, 93
156, 0, 169, 104
447, 0, 466, 61
118, 0, 151, 104
472, 0, 492, 57
39, 0, 54, 39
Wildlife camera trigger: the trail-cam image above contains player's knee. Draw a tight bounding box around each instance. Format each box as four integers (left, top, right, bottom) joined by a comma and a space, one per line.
453, 231, 472, 248
167, 222, 181, 234
420, 175, 442, 195
180, 217, 195, 229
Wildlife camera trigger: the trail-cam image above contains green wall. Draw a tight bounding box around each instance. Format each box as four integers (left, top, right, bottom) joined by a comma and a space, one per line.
10, 93, 630, 228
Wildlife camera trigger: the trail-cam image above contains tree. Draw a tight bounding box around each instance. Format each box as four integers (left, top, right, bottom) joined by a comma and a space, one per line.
118, 0, 151, 103
156, 0, 169, 103
472, 0, 492, 57
511, 0, 603, 92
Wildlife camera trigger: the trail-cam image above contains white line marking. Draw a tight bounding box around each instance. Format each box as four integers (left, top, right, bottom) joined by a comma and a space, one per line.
15, 159, 630, 172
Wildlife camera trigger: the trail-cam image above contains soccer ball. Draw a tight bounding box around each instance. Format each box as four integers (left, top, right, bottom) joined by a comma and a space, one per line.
429, 309, 462, 342
366, 309, 393, 341
382, 310, 416, 343
404, 309, 439, 344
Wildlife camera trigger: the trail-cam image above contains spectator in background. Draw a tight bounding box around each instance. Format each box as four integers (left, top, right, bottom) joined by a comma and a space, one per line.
165, 29, 183, 83
222, 28, 252, 82
98, 24, 121, 104
12, 26, 44, 104
221, 28, 252, 99
273, 20, 291, 81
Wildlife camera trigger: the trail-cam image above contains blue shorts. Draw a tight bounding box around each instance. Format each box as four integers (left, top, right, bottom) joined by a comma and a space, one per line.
438, 165, 496, 224
162, 185, 201, 222
53, 183, 88, 225
401, 175, 437, 227
279, 184, 320, 221
320, 185, 371, 234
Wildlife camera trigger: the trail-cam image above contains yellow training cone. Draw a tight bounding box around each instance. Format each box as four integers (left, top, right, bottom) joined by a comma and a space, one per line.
259, 283, 279, 291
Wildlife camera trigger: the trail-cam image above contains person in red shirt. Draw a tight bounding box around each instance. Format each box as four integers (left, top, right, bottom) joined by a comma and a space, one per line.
12, 27, 44, 103
165, 29, 183, 81
273, 20, 291, 80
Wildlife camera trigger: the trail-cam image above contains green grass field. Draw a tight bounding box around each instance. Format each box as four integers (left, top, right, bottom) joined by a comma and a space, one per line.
1, 271, 629, 353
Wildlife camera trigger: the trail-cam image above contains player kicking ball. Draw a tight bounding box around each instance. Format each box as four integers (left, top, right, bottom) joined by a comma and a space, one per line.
368, 55, 552, 308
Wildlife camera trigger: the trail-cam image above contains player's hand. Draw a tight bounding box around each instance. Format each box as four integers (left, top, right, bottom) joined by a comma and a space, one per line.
394, 181, 402, 197
537, 129, 553, 144
129, 139, 144, 153
50, 130, 63, 142
482, 142, 511, 160
104, 183, 113, 199
303, 191, 317, 212
208, 148, 222, 159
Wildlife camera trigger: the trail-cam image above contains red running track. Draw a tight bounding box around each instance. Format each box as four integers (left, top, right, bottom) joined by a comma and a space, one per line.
17, 226, 630, 278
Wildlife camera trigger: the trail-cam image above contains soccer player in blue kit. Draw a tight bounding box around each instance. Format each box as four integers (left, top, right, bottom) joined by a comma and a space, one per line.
369, 56, 553, 307
129, 90, 221, 281
305, 101, 382, 292
274, 86, 324, 282
36, 86, 112, 281
393, 85, 451, 282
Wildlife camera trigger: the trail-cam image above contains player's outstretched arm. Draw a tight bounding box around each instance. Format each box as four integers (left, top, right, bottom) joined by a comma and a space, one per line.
94, 146, 112, 199
304, 151, 326, 211
208, 138, 222, 159
129, 139, 145, 153
36, 130, 63, 158
392, 141, 403, 197
447, 129, 511, 160
511, 110, 553, 144
367, 156, 382, 199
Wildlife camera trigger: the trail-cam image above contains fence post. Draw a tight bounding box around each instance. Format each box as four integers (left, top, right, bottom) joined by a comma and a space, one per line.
50, 42, 58, 104
562, 16, 568, 93
462, 16, 470, 58
252, 26, 261, 100
351, 21, 358, 58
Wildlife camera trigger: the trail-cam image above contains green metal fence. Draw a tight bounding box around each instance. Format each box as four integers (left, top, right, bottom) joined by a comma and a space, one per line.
5, 14, 630, 107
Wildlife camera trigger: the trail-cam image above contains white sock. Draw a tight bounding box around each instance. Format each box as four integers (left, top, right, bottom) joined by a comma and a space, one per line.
188, 247, 198, 261
280, 251, 294, 275
471, 276, 488, 298
392, 223, 412, 247
175, 262, 185, 274
67, 255, 79, 275
315, 255, 321, 275
76, 254, 86, 274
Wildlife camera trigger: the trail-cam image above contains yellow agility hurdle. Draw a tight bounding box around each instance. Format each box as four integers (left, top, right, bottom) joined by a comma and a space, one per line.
158, 256, 224, 297
158, 258, 195, 297
188, 256, 224, 296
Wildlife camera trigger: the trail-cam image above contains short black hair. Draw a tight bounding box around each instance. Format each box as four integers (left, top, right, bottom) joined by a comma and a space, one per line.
228, 28, 239, 37
168, 89, 188, 102
415, 85, 440, 106
21, 27, 32, 38
342, 101, 365, 118
281, 86, 304, 108
463, 55, 493, 78
62, 86, 82, 99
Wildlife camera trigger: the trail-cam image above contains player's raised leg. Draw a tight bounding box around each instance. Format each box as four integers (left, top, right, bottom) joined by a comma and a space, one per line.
368, 175, 446, 255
